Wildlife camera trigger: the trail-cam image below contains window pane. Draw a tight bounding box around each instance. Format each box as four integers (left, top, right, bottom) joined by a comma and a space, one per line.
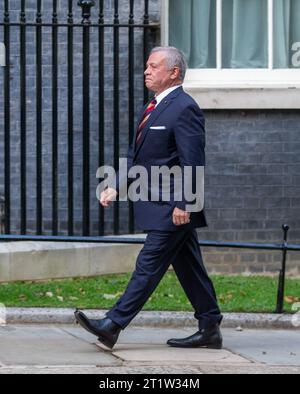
169, 0, 216, 68
222, 0, 268, 68
274, 0, 300, 68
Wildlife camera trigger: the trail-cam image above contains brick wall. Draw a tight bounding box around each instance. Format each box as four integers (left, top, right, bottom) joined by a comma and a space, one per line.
200, 110, 300, 274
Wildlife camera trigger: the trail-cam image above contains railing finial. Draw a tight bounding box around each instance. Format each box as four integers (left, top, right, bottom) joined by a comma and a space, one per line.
78, 0, 95, 24
282, 224, 290, 242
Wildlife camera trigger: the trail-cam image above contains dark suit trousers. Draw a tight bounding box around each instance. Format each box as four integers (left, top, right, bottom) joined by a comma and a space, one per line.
106, 224, 222, 330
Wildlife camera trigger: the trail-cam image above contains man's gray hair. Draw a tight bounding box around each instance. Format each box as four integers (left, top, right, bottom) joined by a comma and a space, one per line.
150, 46, 188, 81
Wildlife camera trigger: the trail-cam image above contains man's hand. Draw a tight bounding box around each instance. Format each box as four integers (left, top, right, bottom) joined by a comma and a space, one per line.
100, 187, 118, 208
173, 207, 190, 226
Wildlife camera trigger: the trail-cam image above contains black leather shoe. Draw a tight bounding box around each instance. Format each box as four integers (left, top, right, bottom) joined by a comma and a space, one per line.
74, 310, 121, 349
167, 325, 222, 349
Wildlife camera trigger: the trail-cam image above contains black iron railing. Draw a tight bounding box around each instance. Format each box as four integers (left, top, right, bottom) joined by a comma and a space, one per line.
0, 0, 159, 236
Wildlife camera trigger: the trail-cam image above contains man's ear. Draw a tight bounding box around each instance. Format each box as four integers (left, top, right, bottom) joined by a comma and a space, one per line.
171, 67, 180, 80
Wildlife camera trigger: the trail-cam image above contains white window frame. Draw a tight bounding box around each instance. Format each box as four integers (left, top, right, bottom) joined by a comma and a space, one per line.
161, 0, 300, 109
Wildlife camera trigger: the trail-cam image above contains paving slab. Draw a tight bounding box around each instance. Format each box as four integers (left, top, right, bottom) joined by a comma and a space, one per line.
223, 328, 300, 366
66, 325, 243, 364
0, 325, 120, 367
108, 344, 249, 365
63, 325, 191, 345
94, 326, 250, 365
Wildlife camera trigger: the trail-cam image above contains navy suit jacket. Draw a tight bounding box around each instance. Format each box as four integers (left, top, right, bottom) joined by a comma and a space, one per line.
117, 86, 208, 231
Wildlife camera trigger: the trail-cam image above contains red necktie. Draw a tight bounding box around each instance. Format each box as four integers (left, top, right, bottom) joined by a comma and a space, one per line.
136, 99, 157, 145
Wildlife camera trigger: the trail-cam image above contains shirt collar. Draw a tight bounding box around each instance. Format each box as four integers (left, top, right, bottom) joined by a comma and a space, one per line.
154, 85, 182, 106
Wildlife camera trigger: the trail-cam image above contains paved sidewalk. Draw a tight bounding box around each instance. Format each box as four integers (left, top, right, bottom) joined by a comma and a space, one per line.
0, 324, 299, 374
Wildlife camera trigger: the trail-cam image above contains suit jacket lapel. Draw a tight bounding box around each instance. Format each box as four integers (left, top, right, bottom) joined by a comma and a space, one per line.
134, 87, 183, 158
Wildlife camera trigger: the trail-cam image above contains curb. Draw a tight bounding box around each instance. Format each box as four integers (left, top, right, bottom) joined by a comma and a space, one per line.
4, 308, 300, 330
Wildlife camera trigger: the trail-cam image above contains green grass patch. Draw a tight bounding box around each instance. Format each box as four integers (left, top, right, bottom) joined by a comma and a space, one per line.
0, 273, 299, 313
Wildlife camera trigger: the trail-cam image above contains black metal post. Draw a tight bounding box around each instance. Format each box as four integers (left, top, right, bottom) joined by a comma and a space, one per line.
275, 224, 290, 314
143, 0, 150, 103
128, 0, 135, 234
52, 0, 59, 235
36, 0, 43, 235
98, 0, 105, 235
78, 0, 95, 236
4, 0, 11, 234
20, 0, 27, 234
113, 0, 120, 235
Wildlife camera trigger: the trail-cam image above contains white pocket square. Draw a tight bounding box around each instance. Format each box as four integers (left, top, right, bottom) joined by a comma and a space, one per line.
150, 126, 167, 130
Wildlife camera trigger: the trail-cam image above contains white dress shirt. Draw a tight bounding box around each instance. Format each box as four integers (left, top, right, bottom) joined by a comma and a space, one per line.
155, 85, 182, 106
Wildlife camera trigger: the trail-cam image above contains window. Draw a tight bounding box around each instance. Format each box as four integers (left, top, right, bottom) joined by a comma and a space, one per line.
162, 0, 300, 108
168, 0, 300, 69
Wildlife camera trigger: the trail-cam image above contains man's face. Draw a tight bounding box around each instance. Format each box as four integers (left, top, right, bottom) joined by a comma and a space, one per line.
144, 51, 178, 95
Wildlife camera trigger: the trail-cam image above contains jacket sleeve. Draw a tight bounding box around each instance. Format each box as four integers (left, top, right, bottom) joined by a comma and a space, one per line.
173, 104, 205, 212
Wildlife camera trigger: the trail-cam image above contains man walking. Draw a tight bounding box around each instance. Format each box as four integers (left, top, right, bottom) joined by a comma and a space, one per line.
75, 47, 223, 350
